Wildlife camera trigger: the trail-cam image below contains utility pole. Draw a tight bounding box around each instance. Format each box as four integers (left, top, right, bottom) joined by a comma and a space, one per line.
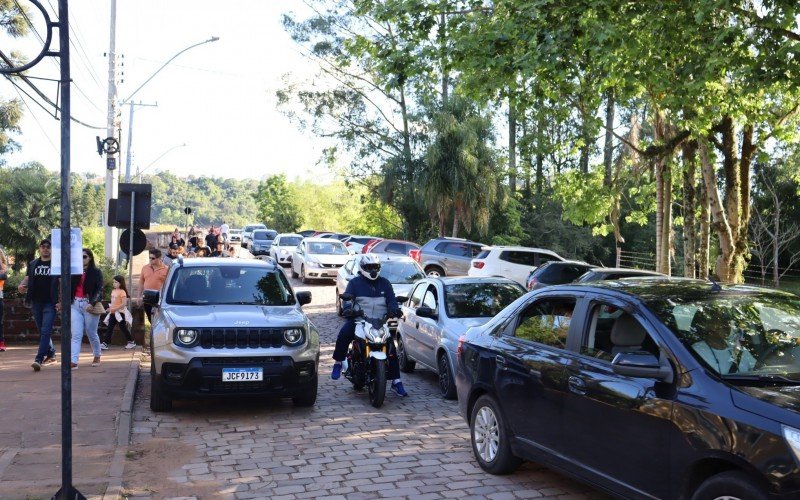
104, 0, 120, 263
125, 101, 158, 183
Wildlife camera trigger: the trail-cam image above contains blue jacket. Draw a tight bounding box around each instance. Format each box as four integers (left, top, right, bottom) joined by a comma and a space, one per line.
343, 274, 399, 322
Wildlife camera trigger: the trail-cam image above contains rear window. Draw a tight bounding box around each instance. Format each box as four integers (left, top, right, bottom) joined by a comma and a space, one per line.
539, 264, 591, 284
385, 242, 415, 254
475, 250, 491, 259
166, 266, 295, 306
500, 250, 537, 266
349, 237, 374, 245
253, 230, 277, 240
445, 282, 526, 318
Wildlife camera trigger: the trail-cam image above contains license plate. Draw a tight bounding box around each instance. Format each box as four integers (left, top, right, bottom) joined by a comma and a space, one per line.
221, 368, 263, 382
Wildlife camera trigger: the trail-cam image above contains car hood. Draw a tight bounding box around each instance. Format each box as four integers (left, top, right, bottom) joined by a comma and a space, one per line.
732, 384, 800, 420
164, 304, 307, 328
307, 254, 350, 265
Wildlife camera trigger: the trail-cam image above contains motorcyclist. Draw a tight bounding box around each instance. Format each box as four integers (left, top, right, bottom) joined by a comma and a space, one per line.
331, 254, 408, 397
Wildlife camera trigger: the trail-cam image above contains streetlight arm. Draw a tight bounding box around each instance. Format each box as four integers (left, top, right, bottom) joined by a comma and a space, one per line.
121, 36, 219, 104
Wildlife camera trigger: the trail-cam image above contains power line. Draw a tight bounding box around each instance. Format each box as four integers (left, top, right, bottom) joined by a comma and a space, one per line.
10, 81, 58, 153
44, 0, 105, 92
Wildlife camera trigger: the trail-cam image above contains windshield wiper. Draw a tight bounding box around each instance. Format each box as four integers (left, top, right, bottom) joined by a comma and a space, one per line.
722, 374, 800, 385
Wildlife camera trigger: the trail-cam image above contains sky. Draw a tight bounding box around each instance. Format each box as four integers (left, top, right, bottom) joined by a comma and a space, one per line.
1, 0, 335, 182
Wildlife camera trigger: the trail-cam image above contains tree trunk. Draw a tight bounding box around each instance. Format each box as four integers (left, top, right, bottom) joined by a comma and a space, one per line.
662, 161, 673, 276
773, 205, 780, 287
452, 210, 460, 238
698, 139, 736, 281
603, 88, 615, 187
698, 175, 710, 278
682, 140, 698, 278
653, 110, 665, 273
509, 102, 517, 193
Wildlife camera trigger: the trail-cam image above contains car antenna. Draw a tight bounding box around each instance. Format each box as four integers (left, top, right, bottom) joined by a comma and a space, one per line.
707, 274, 722, 292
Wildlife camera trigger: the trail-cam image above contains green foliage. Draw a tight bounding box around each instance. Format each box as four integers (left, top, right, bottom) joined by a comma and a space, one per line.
553, 169, 615, 235
254, 175, 304, 233
82, 227, 106, 265
2, 269, 25, 299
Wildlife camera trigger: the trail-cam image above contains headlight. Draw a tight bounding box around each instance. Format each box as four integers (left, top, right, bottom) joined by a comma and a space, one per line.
175, 328, 198, 346
284, 328, 304, 345
783, 425, 800, 465
306, 259, 321, 268
280, 249, 287, 255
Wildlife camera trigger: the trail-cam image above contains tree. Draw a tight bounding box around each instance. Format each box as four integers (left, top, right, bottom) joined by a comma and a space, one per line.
253, 175, 304, 233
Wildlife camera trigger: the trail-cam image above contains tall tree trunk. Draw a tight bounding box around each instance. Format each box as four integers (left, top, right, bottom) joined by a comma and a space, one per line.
773, 204, 780, 287
452, 209, 460, 238
603, 88, 615, 187
682, 140, 698, 278
699, 138, 736, 281
509, 102, 517, 193
698, 176, 711, 278
662, 161, 673, 275
653, 110, 665, 273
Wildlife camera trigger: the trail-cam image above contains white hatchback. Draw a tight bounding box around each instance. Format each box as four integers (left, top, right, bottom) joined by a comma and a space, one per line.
468, 246, 565, 286
290, 237, 352, 283
270, 233, 304, 266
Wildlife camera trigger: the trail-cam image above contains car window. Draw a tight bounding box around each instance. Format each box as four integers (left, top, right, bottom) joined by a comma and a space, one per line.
343, 258, 356, 274
280, 236, 302, 247
470, 245, 484, 257
512, 299, 576, 349
500, 250, 537, 266
444, 282, 526, 318
421, 286, 438, 310
581, 304, 659, 361
434, 242, 449, 253
380, 261, 424, 284
536, 253, 558, 266
443, 242, 471, 257
475, 250, 491, 259
166, 266, 295, 305
409, 283, 427, 307
307, 242, 348, 255
385, 242, 407, 254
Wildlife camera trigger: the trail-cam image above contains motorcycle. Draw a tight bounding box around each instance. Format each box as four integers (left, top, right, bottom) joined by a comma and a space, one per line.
340, 293, 395, 408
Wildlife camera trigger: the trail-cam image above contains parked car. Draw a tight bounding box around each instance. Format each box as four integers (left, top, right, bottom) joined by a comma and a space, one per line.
417, 237, 486, 277
335, 254, 425, 331
526, 260, 593, 290
145, 257, 319, 412
364, 238, 420, 257
397, 277, 525, 399
468, 246, 565, 286
249, 229, 278, 256
241, 223, 266, 249
291, 237, 351, 283
298, 230, 317, 238
342, 235, 377, 253
228, 228, 242, 245
269, 233, 303, 266
575, 267, 665, 283
456, 278, 800, 498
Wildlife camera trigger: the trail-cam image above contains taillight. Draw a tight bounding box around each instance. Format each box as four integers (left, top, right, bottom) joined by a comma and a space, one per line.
345, 242, 351, 246
472, 261, 485, 269
527, 277, 537, 290
457, 335, 467, 358
409, 249, 421, 262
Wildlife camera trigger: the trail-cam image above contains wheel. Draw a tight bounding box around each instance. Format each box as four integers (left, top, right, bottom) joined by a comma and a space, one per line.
150, 362, 173, 412
301, 265, 310, 284
291, 264, 299, 279
292, 375, 318, 407
470, 395, 521, 474
438, 352, 457, 400
368, 358, 387, 408
336, 294, 343, 316
691, 471, 768, 500
397, 334, 415, 373
426, 265, 445, 278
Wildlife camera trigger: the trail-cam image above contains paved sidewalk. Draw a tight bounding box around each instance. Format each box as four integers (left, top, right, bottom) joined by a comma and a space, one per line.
0, 345, 139, 499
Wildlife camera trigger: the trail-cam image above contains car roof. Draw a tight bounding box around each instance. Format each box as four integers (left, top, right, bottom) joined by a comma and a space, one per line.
275, 233, 302, 238
586, 267, 665, 275
175, 257, 277, 269
541, 259, 591, 266
430, 276, 522, 286
362, 253, 417, 263
375, 238, 418, 245
302, 237, 345, 243
481, 245, 561, 254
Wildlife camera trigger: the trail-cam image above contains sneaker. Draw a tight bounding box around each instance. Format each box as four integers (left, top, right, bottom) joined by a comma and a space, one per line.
391, 381, 408, 397
125, 341, 137, 349
92, 356, 101, 367
42, 356, 57, 366
71, 363, 78, 370
0, 340, 6, 351
331, 362, 342, 380
100, 342, 109, 350
31, 361, 42, 372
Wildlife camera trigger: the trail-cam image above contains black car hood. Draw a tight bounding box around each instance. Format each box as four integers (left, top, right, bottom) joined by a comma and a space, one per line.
732, 385, 800, 422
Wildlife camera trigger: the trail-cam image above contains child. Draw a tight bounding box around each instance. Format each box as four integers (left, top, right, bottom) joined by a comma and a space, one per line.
101, 275, 136, 350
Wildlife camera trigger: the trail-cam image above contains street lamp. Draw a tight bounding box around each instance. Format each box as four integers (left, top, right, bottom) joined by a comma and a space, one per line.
121, 36, 219, 183
136, 143, 187, 182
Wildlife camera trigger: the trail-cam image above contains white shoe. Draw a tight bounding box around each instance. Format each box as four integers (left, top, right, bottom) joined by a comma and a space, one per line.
125, 341, 137, 349
100, 342, 109, 350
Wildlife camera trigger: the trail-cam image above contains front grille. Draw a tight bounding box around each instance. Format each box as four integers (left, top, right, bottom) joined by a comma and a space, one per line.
199, 356, 282, 365
197, 328, 285, 349
320, 263, 340, 268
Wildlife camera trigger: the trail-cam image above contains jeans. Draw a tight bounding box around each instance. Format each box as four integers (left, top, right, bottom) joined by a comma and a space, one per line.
31, 301, 56, 363
333, 320, 400, 380
70, 298, 102, 364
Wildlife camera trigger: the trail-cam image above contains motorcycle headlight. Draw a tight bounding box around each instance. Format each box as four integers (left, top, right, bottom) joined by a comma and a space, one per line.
783, 426, 800, 465
284, 328, 304, 346
175, 328, 198, 346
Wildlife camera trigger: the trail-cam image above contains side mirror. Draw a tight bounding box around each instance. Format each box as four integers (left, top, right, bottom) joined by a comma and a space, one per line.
142, 289, 160, 306
296, 291, 312, 306
612, 351, 672, 381
396, 296, 408, 304
416, 306, 438, 320
340, 292, 354, 301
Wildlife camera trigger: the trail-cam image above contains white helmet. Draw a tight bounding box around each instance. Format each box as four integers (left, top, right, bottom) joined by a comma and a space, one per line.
359, 254, 382, 280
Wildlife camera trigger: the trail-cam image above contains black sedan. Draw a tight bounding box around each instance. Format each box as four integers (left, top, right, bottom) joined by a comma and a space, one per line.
456, 278, 800, 499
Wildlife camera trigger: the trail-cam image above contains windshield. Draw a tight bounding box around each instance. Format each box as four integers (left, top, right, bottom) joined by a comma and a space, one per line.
380, 261, 424, 284
445, 282, 526, 318
280, 236, 302, 246
647, 292, 800, 377
307, 242, 348, 255
166, 266, 296, 306
253, 230, 277, 240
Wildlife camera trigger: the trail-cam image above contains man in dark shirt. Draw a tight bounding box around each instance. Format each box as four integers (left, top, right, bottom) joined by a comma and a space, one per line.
17, 239, 59, 371
204, 227, 218, 253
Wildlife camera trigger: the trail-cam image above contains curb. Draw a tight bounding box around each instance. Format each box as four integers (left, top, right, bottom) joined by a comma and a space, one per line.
104, 353, 141, 500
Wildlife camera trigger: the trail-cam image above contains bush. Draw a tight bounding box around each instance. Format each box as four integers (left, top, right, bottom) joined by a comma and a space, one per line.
2, 270, 26, 299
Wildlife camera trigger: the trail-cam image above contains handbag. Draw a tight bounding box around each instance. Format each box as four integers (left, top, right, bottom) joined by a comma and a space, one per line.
87, 301, 106, 315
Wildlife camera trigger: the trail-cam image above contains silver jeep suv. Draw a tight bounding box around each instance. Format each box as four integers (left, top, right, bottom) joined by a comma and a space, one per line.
144, 257, 320, 411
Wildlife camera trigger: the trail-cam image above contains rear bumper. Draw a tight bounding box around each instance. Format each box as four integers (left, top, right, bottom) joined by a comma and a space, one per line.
155, 356, 318, 399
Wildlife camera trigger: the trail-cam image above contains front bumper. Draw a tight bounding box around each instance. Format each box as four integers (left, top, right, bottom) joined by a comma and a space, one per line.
155, 355, 318, 399
303, 266, 340, 279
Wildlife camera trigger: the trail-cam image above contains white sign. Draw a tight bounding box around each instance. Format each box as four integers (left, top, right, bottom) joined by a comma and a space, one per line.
51, 228, 83, 275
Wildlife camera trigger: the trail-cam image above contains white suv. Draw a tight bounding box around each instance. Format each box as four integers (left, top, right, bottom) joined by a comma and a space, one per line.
468, 246, 565, 286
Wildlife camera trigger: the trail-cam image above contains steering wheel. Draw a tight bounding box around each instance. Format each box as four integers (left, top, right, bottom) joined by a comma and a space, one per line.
753, 329, 791, 370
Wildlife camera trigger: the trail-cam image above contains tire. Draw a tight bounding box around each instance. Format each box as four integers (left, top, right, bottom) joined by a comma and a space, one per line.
336, 294, 343, 316
438, 352, 457, 400
368, 357, 387, 408
291, 265, 299, 279
301, 265, 310, 284
397, 334, 416, 373
426, 265, 445, 278
691, 471, 768, 500
292, 375, 318, 407
150, 362, 173, 412
470, 395, 521, 474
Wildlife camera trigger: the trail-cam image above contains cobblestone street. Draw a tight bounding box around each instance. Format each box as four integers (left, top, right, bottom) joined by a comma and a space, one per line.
123, 275, 605, 499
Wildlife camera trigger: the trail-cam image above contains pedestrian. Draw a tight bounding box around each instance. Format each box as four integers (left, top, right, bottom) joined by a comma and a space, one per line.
101, 275, 135, 350
220, 221, 229, 249
18, 239, 58, 371
0, 247, 8, 352
62, 248, 104, 369
137, 248, 169, 346
170, 228, 185, 248
205, 227, 217, 251
162, 243, 180, 266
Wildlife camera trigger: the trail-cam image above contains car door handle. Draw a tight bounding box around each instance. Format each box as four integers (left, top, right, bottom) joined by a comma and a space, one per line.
495, 355, 507, 369
568, 376, 587, 395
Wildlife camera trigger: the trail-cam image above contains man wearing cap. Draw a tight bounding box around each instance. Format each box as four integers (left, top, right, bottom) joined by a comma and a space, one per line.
162, 243, 181, 267
17, 239, 59, 371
